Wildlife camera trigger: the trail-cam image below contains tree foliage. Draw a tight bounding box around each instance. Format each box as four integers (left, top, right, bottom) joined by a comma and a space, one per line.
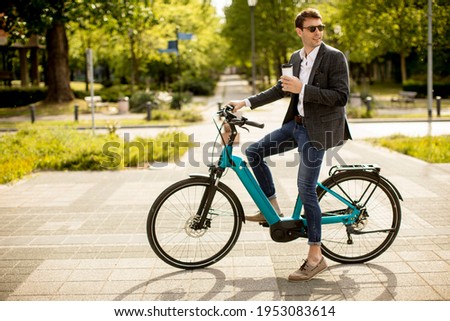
1, 0, 84, 102
222, 0, 303, 84
69, 0, 227, 94
336, 0, 427, 83
1, 0, 449, 104
1, 0, 226, 103
222, 0, 450, 85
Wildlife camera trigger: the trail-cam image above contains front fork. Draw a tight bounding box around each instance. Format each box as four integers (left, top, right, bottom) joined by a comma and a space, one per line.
191, 166, 224, 230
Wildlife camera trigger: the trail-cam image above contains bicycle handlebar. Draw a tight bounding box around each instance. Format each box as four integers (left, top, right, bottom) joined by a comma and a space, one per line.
243, 119, 265, 129
219, 105, 265, 129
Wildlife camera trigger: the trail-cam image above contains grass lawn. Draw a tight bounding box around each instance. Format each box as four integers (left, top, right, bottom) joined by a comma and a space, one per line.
368, 135, 450, 163
0, 81, 103, 118
0, 118, 187, 131
353, 81, 402, 100
0, 126, 193, 184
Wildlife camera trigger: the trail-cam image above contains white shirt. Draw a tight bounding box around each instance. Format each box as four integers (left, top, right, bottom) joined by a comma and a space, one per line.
297, 45, 320, 116
244, 45, 321, 113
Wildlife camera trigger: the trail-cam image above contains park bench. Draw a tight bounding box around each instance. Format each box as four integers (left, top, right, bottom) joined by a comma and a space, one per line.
0, 70, 13, 86
391, 91, 417, 107
84, 96, 109, 110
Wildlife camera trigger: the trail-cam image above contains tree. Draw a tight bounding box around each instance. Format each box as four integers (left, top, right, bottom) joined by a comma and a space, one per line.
337, 0, 426, 83
68, 0, 226, 94
44, 3, 75, 102
150, 0, 227, 89
2, 0, 229, 105
222, 0, 335, 85
1, 0, 83, 102
96, 0, 157, 93
427, 0, 450, 79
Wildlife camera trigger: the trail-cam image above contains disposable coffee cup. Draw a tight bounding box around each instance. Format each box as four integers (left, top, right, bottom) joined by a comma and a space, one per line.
281, 63, 293, 77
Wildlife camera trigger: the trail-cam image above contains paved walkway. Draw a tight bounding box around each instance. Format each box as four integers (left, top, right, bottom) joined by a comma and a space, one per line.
0, 75, 449, 301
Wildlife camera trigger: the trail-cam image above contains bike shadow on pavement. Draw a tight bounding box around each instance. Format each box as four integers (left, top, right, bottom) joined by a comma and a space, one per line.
113, 268, 227, 301
113, 263, 397, 301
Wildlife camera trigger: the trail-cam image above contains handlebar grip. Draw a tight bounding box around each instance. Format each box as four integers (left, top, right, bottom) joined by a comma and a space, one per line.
245, 120, 265, 129
221, 105, 264, 128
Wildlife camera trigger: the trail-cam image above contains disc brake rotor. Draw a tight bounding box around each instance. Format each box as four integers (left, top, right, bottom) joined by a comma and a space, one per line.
184, 216, 208, 238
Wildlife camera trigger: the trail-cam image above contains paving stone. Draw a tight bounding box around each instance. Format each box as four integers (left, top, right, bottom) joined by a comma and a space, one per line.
0, 76, 449, 303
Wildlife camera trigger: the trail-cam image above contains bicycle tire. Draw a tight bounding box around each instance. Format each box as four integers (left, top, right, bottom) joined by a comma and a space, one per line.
147, 176, 243, 269
317, 171, 401, 264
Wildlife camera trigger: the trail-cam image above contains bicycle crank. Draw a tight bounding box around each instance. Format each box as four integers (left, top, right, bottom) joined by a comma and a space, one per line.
270, 220, 307, 243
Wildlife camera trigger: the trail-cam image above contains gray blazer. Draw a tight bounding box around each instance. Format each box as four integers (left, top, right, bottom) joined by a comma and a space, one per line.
248, 42, 352, 150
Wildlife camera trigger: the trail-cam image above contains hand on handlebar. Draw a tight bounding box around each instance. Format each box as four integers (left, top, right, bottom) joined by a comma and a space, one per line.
220, 104, 264, 129
227, 100, 246, 112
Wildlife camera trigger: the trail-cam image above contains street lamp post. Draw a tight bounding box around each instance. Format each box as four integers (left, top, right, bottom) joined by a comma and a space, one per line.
427, 0, 433, 120
248, 0, 257, 95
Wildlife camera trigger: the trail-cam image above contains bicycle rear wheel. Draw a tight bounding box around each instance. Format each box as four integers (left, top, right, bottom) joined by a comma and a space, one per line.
317, 171, 401, 264
147, 176, 243, 269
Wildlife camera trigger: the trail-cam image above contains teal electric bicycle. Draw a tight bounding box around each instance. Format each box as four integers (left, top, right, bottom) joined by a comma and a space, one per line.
147, 106, 402, 269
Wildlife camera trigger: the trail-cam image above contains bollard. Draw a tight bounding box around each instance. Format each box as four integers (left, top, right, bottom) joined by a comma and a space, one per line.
74, 104, 79, 122
364, 96, 372, 115
436, 96, 441, 117
217, 102, 223, 119
29, 104, 36, 123
146, 101, 152, 121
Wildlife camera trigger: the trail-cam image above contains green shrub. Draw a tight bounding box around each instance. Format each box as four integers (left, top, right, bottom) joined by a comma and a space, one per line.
0, 126, 193, 184
180, 110, 203, 122
120, 131, 193, 167
346, 106, 374, 119
0, 87, 47, 108
403, 80, 450, 98
97, 85, 133, 102
129, 91, 159, 112
72, 89, 87, 99
73, 85, 134, 102
170, 91, 193, 110
150, 110, 173, 121
172, 77, 216, 96
146, 109, 203, 122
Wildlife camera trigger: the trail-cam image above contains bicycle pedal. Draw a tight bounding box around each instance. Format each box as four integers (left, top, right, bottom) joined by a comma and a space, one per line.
259, 222, 269, 228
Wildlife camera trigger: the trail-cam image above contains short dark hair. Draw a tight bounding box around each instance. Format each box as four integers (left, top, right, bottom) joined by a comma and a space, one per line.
295, 8, 322, 29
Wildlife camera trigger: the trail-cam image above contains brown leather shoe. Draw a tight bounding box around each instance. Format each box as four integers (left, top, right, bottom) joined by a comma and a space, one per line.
245, 211, 283, 223
288, 257, 328, 282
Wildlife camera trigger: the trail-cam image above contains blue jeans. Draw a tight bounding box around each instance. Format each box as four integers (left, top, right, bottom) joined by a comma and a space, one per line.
245, 120, 325, 245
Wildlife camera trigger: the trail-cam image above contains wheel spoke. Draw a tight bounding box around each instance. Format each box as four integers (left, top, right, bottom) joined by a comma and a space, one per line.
318, 172, 401, 264
147, 177, 242, 269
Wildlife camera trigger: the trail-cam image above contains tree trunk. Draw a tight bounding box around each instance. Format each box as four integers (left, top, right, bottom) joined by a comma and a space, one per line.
400, 52, 407, 84
45, 21, 74, 103
30, 47, 39, 85
129, 32, 139, 94
19, 48, 29, 87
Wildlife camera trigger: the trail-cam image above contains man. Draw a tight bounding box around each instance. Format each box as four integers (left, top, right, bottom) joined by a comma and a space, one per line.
229, 8, 351, 281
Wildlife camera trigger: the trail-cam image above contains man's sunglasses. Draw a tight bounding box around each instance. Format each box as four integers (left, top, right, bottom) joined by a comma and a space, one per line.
302, 24, 325, 32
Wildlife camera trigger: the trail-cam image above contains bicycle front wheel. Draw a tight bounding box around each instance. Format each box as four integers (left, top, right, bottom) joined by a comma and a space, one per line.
147, 176, 243, 269
317, 171, 401, 264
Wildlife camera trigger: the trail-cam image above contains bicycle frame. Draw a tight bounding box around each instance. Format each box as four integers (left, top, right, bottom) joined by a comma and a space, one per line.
146, 108, 402, 268
218, 144, 361, 228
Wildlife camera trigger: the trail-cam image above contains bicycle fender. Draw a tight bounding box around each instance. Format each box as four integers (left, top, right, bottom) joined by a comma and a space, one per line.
189, 174, 210, 179
380, 176, 403, 201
